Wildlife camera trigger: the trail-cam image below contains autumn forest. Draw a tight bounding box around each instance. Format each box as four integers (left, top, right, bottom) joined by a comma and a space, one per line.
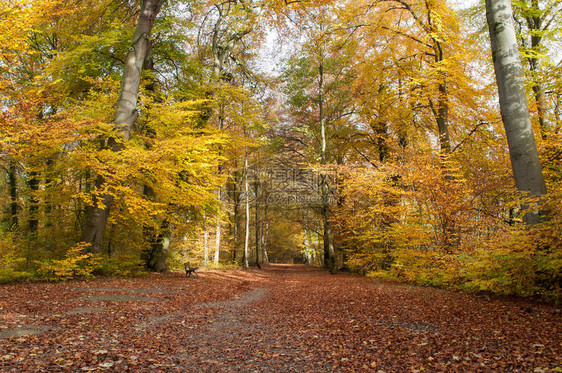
1, 0, 561, 302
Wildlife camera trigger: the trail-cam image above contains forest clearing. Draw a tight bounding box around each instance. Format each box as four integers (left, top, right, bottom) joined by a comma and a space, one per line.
1, 264, 561, 372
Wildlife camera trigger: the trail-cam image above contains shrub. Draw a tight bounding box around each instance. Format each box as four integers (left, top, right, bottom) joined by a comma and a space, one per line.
0, 233, 34, 282
95, 255, 146, 277
35, 242, 100, 281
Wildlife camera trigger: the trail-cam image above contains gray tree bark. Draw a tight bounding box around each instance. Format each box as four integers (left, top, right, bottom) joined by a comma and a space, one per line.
243, 147, 250, 269
232, 169, 241, 262
261, 195, 269, 264
318, 60, 336, 271
214, 189, 221, 265
80, 0, 164, 253
203, 211, 209, 268
486, 0, 547, 223
254, 178, 261, 269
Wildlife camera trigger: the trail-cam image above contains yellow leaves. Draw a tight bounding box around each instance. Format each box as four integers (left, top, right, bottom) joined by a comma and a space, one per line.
35, 242, 100, 281
71, 92, 229, 238
0, 0, 34, 58
0, 0, 64, 60
0, 233, 30, 282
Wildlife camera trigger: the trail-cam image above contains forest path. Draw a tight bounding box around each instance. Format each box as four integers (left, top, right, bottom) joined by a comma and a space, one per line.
0, 264, 560, 372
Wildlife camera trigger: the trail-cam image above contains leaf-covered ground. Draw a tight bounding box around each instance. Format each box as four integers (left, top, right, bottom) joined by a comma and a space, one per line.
0, 264, 560, 372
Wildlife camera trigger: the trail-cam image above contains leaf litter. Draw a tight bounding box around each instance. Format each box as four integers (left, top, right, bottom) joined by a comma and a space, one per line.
0, 264, 560, 372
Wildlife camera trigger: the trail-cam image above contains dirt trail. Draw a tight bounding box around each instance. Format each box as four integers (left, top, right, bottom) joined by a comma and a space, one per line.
0, 264, 560, 372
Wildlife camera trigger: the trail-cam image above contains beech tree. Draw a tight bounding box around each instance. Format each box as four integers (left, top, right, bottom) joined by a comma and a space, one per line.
486, 0, 547, 223
81, 0, 165, 253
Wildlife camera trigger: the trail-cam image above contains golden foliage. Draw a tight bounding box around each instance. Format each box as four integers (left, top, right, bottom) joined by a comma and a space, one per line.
35, 242, 101, 281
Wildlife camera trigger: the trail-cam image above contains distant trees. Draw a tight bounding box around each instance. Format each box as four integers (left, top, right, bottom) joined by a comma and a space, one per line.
280, 3, 358, 270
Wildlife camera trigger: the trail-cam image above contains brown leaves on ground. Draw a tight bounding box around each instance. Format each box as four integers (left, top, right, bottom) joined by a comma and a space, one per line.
0, 264, 560, 372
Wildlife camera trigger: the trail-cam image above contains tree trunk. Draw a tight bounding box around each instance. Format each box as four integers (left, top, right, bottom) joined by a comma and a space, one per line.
523, 0, 550, 138
141, 184, 170, 272
214, 189, 221, 265
530, 68, 550, 139
207, 8, 252, 264
243, 149, 250, 269
436, 82, 451, 154
304, 230, 311, 265
148, 221, 170, 272
232, 170, 241, 262
261, 196, 269, 264
319, 60, 336, 270
486, 0, 547, 223
254, 179, 261, 269
27, 171, 39, 235
44, 158, 54, 230
203, 211, 209, 268
8, 160, 18, 231
141, 221, 170, 272
555, 92, 561, 128
80, 0, 163, 252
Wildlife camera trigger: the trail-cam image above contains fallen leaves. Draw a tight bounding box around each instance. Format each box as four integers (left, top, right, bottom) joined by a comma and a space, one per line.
0, 265, 560, 372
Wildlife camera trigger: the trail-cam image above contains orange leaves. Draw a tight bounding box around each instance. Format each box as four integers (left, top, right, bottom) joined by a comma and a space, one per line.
0, 266, 560, 371
337, 140, 562, 298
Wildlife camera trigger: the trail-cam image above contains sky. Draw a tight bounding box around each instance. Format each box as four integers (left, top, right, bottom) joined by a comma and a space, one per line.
451, 0, 480, 9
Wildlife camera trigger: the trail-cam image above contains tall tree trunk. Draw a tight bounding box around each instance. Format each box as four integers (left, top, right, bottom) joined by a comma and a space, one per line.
140, 40, 170, 273
530, 62, 549, 139
319, 60, 336, 270
436, 82, 451, 154
44, 158, 54, 229
243, 148, 250, 269
8, 160, 18, 231
207, 8, 252, 263
522, 0, 550, 138
214, 189, 221, 265
232, 169, 240, 262
434, 77, 458, 249
261, 196, 269, 264
203, 211, 209, 268
27, 171, 39, 235
80, 0, 163, 253
486, 0, 547, 223
434, 81, 458, 250
254, 178, 261, 269
213, 116, 224, 266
